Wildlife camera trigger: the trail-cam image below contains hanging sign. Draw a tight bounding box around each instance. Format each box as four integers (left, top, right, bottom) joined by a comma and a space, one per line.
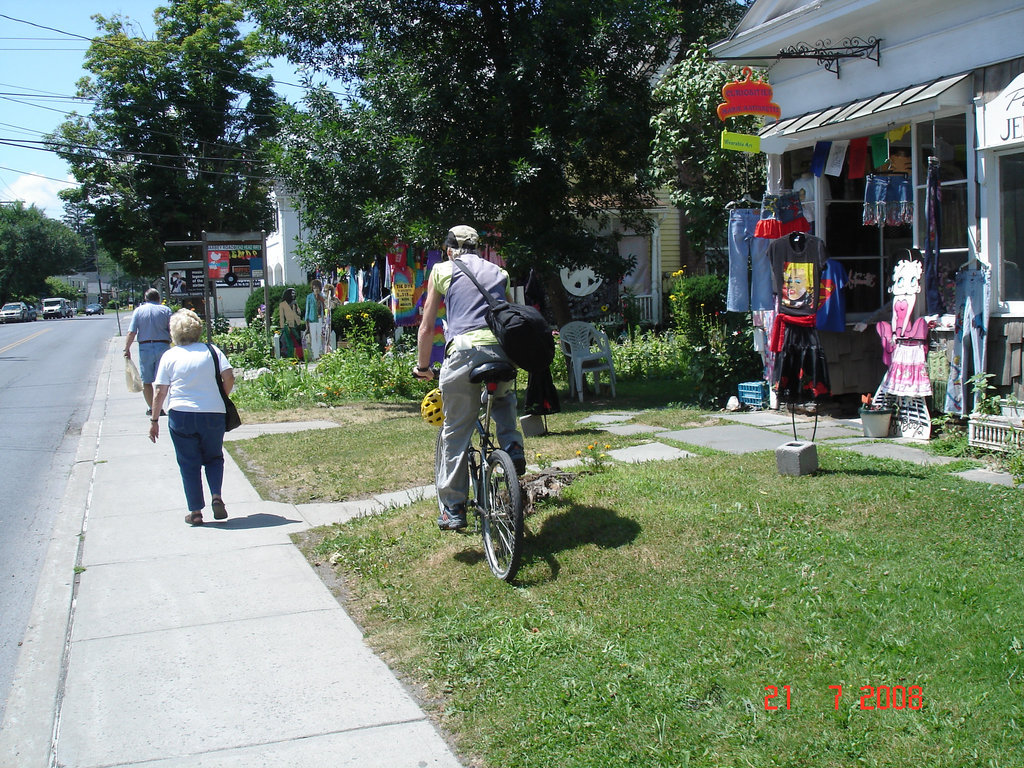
717, 67, 781, 122
720, 130, 761, 153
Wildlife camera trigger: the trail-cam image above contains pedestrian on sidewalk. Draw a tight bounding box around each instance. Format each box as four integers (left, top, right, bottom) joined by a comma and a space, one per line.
148, 309, 235, 526
123, 288, 173, 415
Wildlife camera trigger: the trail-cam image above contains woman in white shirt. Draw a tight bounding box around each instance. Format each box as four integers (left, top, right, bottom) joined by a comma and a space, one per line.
149, 309, 235, 526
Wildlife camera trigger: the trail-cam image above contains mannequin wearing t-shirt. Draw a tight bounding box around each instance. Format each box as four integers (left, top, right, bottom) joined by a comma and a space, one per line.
768, 232, 831, 403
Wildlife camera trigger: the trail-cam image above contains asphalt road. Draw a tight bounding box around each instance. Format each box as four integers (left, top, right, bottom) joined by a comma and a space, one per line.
0, 312, 120, 723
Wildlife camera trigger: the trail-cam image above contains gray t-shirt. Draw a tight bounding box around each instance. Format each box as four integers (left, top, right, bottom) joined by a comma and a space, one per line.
128, 301, 172, 341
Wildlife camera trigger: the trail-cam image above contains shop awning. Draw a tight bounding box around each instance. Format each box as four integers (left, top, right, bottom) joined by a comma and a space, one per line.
759, 73, 972, 144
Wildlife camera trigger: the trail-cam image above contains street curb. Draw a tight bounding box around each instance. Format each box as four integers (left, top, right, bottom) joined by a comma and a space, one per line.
0, 339, 114, 767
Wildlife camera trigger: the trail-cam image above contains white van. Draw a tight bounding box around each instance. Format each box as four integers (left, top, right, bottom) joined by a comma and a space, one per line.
42, 297, 74, 319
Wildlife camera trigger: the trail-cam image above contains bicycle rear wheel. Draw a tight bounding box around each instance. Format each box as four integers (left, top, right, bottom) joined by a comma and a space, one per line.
481, 449, 524, 582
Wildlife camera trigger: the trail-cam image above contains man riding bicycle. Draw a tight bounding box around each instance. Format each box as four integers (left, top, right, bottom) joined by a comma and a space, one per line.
414, 225, 526, 531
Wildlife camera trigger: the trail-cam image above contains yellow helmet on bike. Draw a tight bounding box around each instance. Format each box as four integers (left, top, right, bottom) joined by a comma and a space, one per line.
421, 388, 444, 427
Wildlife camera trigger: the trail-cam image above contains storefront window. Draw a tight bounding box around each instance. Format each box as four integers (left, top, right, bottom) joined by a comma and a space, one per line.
1001, 152, 1024, 302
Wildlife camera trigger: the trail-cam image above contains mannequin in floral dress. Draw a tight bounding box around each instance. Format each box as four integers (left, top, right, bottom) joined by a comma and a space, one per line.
874, 258, 932, 438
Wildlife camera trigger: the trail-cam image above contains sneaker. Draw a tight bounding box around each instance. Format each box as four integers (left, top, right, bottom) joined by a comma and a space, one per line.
506, 443, 527, 475
437, 504, 468, 531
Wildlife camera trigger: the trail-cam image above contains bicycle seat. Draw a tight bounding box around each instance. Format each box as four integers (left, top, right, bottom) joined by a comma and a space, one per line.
468, 360, 516, 384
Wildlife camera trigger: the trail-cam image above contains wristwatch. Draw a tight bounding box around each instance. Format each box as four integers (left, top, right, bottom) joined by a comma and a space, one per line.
416, 366, 429, 373
150, 418, 159, 423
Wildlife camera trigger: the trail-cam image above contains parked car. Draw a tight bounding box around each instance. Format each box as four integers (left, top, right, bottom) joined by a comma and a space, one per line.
42, 297, 74, 319
84, 303, 105, 315
0, 302, 28, 323
24, 304, 38, 321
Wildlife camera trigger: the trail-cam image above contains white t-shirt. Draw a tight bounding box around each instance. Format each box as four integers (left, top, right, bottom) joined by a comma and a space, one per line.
154, 343, 231, 413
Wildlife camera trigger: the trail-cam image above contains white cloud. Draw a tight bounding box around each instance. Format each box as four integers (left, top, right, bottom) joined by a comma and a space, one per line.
7, 173, 77, 219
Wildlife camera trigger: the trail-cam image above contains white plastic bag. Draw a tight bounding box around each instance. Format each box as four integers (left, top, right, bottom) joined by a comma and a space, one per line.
125, 357, 143, 393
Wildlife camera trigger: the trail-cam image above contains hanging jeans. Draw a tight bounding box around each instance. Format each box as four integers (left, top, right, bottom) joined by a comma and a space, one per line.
727, 208, 773, 313
945, 269, 990, 416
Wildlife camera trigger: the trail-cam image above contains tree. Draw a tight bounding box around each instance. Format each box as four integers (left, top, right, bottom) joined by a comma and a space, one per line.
249, 0, 701, 323
650, 41, 766, 272
47, 0, 281, 277
0, 203, 88, 303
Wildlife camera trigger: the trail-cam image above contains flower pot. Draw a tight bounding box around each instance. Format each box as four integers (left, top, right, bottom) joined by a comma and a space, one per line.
859, 407, 893, 438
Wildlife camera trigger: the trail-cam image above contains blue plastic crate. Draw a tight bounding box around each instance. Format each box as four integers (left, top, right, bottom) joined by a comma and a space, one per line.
738, 381, 769, 409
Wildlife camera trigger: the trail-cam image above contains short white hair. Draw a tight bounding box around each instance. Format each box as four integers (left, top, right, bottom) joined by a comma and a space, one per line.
170, 308, 203, 345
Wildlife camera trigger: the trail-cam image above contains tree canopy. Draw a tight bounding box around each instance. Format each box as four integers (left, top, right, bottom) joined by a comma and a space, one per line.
47, 0, 281, 277
650, 40, 766, 271
0, 203, 89, 304
249, 0, 694, 287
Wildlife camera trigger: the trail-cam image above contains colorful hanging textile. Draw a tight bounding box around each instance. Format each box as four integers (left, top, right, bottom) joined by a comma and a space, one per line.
862, 174, 913, 227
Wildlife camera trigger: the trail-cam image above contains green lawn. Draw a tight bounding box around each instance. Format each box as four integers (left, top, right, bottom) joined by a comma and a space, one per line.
233, 388, 1024, 767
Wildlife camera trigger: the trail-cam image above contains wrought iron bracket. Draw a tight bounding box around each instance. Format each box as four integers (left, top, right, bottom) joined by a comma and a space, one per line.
776, 37, 881, 78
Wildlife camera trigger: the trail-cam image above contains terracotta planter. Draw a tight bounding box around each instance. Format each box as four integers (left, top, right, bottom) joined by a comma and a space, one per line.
859, 407, 893, 438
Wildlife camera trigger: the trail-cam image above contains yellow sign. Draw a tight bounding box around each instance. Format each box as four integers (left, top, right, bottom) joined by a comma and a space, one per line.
720, 130, 761, 153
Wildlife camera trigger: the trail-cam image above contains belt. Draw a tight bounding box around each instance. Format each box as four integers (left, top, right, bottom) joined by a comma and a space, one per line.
139, 339, 170, 344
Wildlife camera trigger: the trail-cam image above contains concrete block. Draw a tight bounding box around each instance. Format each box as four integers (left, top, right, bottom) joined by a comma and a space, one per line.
520, 414, 548, 437
776, 440, 818, 476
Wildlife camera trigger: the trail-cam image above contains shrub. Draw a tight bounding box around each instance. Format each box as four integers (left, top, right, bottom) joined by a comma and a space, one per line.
667, 271, 727, 345
331, 301, 395, 346
213, 324, 275, 370
686, 314, 762, 408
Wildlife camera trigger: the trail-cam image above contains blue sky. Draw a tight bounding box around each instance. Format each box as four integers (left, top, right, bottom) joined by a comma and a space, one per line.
0, 1, 308, 218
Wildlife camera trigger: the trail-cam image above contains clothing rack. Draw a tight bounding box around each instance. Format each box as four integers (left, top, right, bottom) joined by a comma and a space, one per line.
788, 404, 819, 442
725, 193, 760, 209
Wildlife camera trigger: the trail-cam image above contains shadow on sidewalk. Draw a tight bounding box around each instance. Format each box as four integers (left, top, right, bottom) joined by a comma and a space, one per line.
203, 513, 304, 530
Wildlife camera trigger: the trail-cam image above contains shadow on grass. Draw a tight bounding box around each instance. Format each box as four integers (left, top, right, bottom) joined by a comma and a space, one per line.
518, 498, 641, 585
450, 500, 641, 585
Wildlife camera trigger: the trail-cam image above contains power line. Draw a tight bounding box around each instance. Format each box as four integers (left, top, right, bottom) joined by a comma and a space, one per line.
0, 137, 270, 167
0, 165, 76, 185
0, 13, 348, 99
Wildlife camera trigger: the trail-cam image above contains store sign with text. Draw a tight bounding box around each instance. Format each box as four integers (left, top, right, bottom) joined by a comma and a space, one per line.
983, 72, 1024, 149
721, 130, 761, 153
205, 241, 264, 286
717, 67, 781, 122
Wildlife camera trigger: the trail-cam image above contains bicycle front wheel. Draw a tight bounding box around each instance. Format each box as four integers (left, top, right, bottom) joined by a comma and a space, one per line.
481, 449, 524, 582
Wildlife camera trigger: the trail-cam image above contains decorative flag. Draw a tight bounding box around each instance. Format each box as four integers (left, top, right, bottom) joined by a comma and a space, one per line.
848, 137, 869, 179
810, 141, 831, 177
824, 140, 849, 176
869, 134, 889, 169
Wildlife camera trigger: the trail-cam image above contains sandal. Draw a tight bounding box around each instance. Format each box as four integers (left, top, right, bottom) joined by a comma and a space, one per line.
185, 511, 204, 526
211, 498, 228, 520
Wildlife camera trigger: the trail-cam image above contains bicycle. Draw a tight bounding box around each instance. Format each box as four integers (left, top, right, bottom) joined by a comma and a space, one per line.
432, 360, 525, 582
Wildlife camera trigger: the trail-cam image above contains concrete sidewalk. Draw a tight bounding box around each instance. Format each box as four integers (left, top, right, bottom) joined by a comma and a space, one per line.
0, 339, 462, 768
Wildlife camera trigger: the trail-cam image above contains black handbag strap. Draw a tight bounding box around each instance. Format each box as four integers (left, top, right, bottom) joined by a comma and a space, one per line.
205, 343, 227, 394
452, 258, 501, 310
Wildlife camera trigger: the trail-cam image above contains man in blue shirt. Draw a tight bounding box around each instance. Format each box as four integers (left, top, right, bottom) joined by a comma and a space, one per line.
124, 288, 173, 416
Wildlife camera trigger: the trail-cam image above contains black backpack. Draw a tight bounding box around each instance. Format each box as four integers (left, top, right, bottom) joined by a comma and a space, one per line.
452, 259, 555, 373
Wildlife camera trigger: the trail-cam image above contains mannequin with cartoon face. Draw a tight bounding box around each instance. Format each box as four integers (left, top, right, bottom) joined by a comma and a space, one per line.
876, 258, 932, 398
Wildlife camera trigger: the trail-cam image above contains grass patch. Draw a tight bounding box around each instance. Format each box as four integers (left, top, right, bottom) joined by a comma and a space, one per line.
309, 448, 1024, 767
227, 379, 693, 502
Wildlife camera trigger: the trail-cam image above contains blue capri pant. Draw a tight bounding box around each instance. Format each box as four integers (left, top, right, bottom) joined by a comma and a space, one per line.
168, 409, 226, 512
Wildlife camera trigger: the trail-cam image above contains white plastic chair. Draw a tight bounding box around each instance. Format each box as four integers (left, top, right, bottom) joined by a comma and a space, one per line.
559, 321, 617, 402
